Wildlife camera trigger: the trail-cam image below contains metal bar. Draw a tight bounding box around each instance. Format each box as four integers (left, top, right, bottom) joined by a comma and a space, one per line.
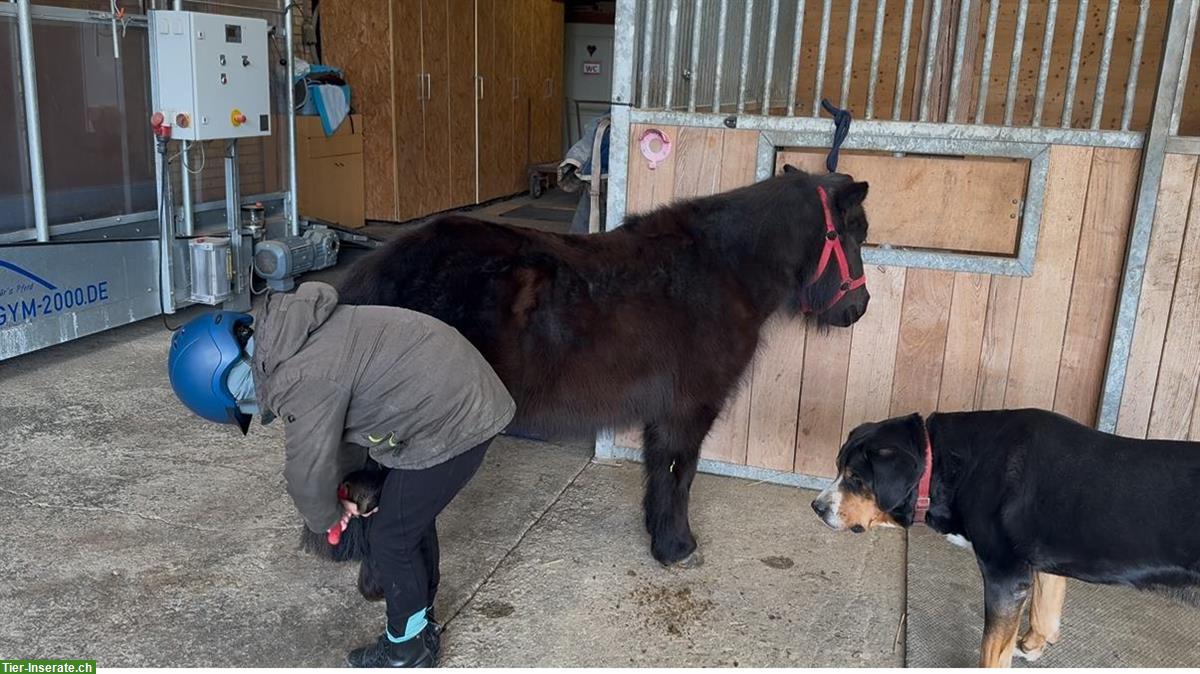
1170, 0, 1200, 134
1061, 0, 1090, 128
223, 139, 250, 311
1121, 0, 1150, 131
787, 0, 807, 116
712, 0, 728, 112
763, 0, 782, 113
176, 0, 196, 236
737, 0, 756, 114
1098, 0, 1196, 432
687, 0, 704, 112
15, 0, 48, 242
945, 0, 971, 122
628, 107, 1146, 148
814, 0, 832, 115
866, 0, 886, 119
839, 0, 860, 110
918, 0, 943, 121
974, 0, 1001, 124
595, 442, 835, 491
284, 0, 299, 235
639, 0, 657, 108
606, 0, 636, 234
1090, 0, 1120, 130
1032, 0, 1059, 127
663, 0, 681, 109
1166, 135, 1200, 154
1003, 0, 1029, 126
892, 0, 915, 120
0, 2, 148, 26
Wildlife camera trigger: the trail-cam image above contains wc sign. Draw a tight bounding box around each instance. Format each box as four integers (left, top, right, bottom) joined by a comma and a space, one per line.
583, 61, 601, 76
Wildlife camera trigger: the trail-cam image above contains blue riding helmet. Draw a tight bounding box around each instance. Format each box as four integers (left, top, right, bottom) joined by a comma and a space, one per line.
167, 311, 254, 434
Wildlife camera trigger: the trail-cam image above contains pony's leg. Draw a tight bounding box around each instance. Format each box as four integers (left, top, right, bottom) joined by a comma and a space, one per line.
641, 408, 717, 567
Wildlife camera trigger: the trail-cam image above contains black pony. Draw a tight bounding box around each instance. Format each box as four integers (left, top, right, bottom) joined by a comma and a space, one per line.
331, 165, 871, 568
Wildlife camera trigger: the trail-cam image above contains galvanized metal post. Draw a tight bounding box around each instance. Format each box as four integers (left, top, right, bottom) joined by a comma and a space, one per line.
663, 0, 681, 109
814, 0, 832, 115
15, 0, 48, 242
786, 0, 807, 116
687, 0, 704, 112
918, 0, 943, 122
224, 139, 251, 312
945, 0, 970, 122
839, 0, 859, 110
737, 0, 755, 114
607, 0, 636, 234
1061, 0, 1090, 128
866, 0, 886, 119
174, 0, 196, 236
762, 0, 781, 113
640, 0, 657, 108
1003, 0, 1029, 126
1122, 0, 1151, 131
1097, 0, 1196, 432
712, 0, 729, 112
974, 0, 1000, 124
284, 0, 300, 235
1090, 0, 1121, 130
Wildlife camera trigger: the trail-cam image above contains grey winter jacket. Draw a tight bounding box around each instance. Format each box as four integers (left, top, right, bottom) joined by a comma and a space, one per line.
249, 282, 515, 533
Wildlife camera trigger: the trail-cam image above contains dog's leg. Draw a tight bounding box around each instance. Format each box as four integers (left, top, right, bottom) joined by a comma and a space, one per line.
1017, 572, 1066, 661
641, 408, 717, 568
979, 565, 1032, 668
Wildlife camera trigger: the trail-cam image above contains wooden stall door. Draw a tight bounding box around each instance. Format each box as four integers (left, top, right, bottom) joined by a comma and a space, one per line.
613, 131, 1140, 481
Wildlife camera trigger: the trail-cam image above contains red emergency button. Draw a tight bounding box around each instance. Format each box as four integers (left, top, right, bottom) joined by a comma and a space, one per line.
175, 113, 191, 128
230, 109, 247, 127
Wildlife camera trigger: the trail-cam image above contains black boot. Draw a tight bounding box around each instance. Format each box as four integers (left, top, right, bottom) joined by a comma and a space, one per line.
345, 629, 437, 668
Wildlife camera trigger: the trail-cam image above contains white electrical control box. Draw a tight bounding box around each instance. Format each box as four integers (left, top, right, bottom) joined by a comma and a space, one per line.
150, 10, 271, 141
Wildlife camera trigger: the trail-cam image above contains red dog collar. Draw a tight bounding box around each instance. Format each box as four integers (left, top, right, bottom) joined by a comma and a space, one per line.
914, 421, 933, 524
800, 186, 867, 314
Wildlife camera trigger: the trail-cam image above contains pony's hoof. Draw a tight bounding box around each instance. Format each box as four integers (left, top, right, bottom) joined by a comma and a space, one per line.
672, 550, 705, 569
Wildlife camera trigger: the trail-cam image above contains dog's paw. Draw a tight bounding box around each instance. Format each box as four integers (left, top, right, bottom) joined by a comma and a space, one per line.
1016, 630, 1056, 662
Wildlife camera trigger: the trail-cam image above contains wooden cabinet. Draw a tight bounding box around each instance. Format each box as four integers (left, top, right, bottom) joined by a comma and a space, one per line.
321, 0, 564, 222
296, 115, 365, 229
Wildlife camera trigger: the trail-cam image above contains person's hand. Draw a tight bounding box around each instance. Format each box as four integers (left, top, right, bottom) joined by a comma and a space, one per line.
327, 491, 379, 545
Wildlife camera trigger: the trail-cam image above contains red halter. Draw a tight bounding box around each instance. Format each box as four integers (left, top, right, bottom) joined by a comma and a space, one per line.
800, 186, 867, 315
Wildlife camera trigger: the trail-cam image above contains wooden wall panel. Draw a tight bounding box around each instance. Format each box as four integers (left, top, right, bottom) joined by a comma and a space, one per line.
974, 275, 1022, 409
841, 265, 907, 439
778, 150, 1027, 255
1147, 174, 1200, 441
1053, 148, 1139, 425
938, 273, 991, 412
1005, 145, 1091, 409
889, 269, 955, 417
793, 327, 853, 478
746, 317, 808, 472
1117, 154, 1198, 438
614, 134, 1141, 480
700, 130, 761, 464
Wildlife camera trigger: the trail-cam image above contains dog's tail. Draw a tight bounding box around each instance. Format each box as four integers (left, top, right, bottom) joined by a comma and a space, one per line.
298, 518, 371, 562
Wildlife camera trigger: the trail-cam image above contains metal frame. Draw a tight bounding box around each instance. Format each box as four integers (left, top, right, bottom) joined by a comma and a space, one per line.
593, 432, 834, 492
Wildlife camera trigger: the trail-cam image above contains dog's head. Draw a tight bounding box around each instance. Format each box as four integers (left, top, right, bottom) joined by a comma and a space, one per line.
811, 413, 926, 532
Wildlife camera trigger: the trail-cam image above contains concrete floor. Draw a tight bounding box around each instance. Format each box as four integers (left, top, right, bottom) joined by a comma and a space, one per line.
0, 308, 905, 667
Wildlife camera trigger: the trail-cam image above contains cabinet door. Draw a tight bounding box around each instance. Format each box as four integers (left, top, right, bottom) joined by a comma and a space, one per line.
323, 1, 397, 221
392, 0, 426, 221
421, 0, 453, 214
528, 0, 564, 166
447, 0, 479, 207
477, 0, 516, 202
511, 0, 537, 189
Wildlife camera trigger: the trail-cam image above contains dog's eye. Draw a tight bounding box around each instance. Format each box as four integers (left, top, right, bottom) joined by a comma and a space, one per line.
845, 474, 864, 490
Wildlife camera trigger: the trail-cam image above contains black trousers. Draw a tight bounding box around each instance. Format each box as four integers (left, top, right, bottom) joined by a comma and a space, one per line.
366, 439, 491, 634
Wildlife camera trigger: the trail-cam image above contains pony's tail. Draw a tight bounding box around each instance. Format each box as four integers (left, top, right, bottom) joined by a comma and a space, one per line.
298, 517, 371, 562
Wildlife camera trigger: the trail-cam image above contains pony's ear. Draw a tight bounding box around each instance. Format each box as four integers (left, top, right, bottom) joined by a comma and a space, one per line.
782, 163, 801, 174
837, 181, 869, 209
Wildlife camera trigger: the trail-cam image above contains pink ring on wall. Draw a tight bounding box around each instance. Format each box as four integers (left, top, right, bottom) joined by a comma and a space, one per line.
638, 128, 672, 169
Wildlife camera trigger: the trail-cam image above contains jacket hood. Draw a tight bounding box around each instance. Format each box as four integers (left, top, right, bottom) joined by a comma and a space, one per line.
254, 282, 340, 377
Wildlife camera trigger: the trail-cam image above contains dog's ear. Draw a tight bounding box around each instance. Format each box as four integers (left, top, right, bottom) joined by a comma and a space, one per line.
782, 163, 800, 174
866, 444, 920, 524
837, 181, 869, 210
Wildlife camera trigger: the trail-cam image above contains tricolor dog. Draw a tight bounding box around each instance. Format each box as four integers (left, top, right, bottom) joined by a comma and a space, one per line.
811, 409, 1200, 668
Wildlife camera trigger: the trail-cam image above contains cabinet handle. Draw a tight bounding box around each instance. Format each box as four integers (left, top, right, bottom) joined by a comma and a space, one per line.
417, 73, 425, 101
512, 76, 518, 100
545, 77, 552, 98
425, 73, 432, 100
477, 75, 484, 100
